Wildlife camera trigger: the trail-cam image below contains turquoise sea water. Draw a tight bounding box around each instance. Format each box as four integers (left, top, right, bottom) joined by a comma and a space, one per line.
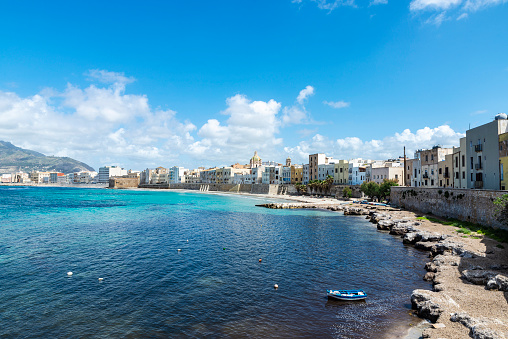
0, 187, 430, 338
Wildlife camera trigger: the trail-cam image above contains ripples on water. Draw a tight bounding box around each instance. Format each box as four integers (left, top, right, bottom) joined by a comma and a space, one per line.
0, 187, 430, 338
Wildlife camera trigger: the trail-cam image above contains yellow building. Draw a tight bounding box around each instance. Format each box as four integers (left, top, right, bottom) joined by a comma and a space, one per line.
290, 165, 303, 184
334, 160, 349, 184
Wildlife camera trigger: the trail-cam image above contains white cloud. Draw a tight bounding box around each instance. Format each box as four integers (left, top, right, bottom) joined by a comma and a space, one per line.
292, 0, 357, 11
323, 100, 350, 109
370, 0, 388, 5
463, 0, 507, 11
282, 85, 316, 126
410, 0, 506, 23
0, 70, 196, 170
410, 0, 461, 11
86, 69, 135, 86
296, 85, 315, 105
284, 125, 464, 163
187, 94, 283, 163
425, 11, 449, 25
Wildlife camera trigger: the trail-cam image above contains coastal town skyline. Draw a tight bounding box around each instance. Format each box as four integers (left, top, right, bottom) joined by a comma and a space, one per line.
1, 1, 507, 170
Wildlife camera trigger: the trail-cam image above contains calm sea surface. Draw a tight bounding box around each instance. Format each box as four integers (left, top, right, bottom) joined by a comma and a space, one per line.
0, 186, 430, 338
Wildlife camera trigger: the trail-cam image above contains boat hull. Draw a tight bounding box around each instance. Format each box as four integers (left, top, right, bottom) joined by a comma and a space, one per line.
327, 290, 367, 301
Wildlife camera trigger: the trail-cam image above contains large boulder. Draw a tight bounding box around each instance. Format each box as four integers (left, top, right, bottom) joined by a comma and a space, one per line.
411, 289, 444, 323
451, 312, 507, 339
377, 219, 395, 230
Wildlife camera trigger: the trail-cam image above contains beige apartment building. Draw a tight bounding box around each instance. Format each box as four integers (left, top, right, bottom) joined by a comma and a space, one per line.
417, 146, 453, 188
309, 153, 332, 181
334, 160, 349, 184
438, 154, 453, 188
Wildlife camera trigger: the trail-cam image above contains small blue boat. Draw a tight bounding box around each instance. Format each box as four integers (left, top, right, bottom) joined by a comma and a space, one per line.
327, 289, 367, 301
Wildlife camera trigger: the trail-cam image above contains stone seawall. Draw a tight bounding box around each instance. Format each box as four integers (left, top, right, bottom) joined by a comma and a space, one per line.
391, 187, 507, 230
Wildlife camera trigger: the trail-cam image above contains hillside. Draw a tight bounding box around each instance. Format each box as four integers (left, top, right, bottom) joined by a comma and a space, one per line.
0, 141, 95, 174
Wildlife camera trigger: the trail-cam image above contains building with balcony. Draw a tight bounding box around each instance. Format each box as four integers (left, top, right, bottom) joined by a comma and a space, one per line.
466, 113, 508, 190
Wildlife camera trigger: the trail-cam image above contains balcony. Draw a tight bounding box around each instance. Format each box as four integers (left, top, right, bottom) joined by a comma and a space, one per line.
474, 181, 483, 189
475, 163, 483, 170
422, 173, 430, 179
475, 144, 482, 152
444, 172, 450, 178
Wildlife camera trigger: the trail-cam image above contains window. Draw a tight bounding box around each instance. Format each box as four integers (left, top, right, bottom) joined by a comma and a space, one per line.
471, 173, 473, 181
431, 179, 434, 186
456, 172, 459, 179
455, 157, 458, 168
462, 155, 465, 167
439, 168, 442, 174
440, 180, 442, 186
431, 154, 434, 161
462, 171, 465, 179
502, 164, 504, 181
431, 169, 434, 175
470, 141, 473, 148
470, 157, 474, 170
425, 155, 428, 161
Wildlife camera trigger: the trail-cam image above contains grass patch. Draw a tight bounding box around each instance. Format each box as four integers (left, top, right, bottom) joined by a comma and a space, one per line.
457, 228, 472, 235
418, 215, 508, 243
471, 236, 481, 239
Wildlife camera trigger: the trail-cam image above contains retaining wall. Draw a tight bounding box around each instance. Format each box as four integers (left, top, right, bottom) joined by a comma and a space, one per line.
391, 187, 507, 230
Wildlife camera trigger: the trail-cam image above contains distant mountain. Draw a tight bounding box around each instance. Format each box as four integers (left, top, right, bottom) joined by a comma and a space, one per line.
0, 141, 95, 174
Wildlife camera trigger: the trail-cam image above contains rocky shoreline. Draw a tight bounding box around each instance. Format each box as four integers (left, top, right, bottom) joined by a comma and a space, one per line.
261, 201, 508, 338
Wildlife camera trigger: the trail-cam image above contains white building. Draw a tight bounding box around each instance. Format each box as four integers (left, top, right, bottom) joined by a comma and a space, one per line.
303, 164, 309, 184
318, 163, 335, 181
98, 166, 127, 183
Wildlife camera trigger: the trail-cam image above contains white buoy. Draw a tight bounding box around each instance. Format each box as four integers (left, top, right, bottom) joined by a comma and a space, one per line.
98, 278, 104, 281
178, 249, 182, 252
274, 284, 278, 289
67, 272, 73, 276
187, 240, 189, 242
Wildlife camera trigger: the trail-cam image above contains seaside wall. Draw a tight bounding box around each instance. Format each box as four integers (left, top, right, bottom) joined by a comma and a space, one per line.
391, 187, 507, 230
109, 178, 140, 189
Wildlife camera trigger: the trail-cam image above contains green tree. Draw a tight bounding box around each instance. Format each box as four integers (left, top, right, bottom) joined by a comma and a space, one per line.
342, 187, 352, 199
360, 181, 379, 200
378, 179, 399, 201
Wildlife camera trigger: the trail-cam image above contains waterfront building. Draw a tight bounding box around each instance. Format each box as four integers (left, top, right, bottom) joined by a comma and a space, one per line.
318, 163, 335, 181
169, 166, 187, 183
200, 168, 217, 184
98, 166, 127, 183
416, 147, 453, 188
150, 167, 169, 184
309, 153, 332, 181
348, 159, 373, 185
365, 161, 385, 183
453, 138, 467, 189
371, 165, 404, 186
438, 154, 453, 188
334, 160, 349, 185
30, 171, 50, 184
499, 132, 508, 190
250, 166, 264, 184
466, 114, 508, 190
282, 166, 292, 184
1, 174, 12, 183
184, 169, 202, 184
302, 164, 309, 184
290, 165, 303, 184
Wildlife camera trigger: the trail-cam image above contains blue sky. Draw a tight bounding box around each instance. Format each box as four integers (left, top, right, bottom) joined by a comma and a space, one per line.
0, 0, 507, 171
